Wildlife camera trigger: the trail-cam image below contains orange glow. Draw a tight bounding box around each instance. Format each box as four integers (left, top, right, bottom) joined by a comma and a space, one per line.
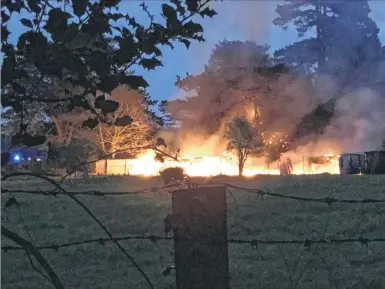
118, 149, 341, 177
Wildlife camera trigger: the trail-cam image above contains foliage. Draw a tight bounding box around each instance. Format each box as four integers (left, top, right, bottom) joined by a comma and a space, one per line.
1, 0, 217, 147
96, 86, 155, 158
1, 105, 49, 139
225, 117, 263, 176
47, 108, 95, 148
47, 139, 100, 175
158, 100, 176, 127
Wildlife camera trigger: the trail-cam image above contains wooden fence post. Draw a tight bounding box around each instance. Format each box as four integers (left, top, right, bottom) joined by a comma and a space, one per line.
171, 186, 230, 289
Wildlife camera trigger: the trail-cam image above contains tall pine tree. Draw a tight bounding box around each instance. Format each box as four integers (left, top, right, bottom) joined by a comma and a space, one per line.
274, 0, 383, 140
274, 0, 381, 88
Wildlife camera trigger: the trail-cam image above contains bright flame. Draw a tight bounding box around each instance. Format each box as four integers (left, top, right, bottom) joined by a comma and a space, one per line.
122, 149, 340, 177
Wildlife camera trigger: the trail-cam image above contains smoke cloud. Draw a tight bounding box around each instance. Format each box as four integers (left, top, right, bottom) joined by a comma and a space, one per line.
325, 88, 385, 152
158, 1, 385, 162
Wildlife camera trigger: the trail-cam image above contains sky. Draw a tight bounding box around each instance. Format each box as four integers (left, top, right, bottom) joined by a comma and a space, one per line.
5, 0, 385, 103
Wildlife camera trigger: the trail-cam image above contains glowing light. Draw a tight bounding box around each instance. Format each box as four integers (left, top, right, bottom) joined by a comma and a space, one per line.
110, 149, 341, 177
14, 154, 21, 161
36, 158, 41, 161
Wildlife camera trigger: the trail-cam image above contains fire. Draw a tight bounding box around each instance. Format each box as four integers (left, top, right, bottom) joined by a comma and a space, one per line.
123, 149, 340, 177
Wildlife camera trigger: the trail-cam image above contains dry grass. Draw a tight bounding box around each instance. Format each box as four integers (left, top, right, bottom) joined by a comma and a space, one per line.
1, 174, 385, 289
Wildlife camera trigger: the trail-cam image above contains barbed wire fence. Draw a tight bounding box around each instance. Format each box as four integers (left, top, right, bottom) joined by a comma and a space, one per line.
2, 174, 385, 289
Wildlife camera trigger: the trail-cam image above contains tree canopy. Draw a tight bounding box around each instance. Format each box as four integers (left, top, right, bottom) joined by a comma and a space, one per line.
1, 0, 217, 148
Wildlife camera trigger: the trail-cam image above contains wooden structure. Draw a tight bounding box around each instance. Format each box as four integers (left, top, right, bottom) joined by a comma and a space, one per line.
339, 153, 365, 174
172, 186, 230, 289
95, 159, 129, 175
364, 150, 385, 174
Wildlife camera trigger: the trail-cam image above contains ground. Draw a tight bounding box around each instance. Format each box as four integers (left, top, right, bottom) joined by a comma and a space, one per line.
1, 174, 385, 289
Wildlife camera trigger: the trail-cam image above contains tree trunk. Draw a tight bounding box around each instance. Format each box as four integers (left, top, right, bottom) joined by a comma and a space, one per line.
316, 0, 326, 68
238, 151, 244, 177
51, 115, 63, 138
238, 161, 244, 177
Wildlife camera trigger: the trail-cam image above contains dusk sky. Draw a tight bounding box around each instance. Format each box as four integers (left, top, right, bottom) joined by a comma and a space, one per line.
6, 1, 385, 103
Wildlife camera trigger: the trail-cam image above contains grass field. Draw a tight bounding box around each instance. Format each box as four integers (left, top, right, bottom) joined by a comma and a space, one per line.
2, 174, 385, 289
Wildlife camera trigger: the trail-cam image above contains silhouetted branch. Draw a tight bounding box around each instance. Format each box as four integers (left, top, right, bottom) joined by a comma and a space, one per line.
1, 225, 65, 289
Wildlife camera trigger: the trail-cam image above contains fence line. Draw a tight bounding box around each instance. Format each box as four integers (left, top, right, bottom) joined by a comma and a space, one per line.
2, 174, 385, 289
1, 186, 176, 196
3, 183, 385, 205
217, 183, 385, 205
3, 235, 385, 252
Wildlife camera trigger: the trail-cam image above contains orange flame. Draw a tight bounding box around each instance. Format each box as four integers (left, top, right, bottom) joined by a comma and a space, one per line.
121, 149, 340, 177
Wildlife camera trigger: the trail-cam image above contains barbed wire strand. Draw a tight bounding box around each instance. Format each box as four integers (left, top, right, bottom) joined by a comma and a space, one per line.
4, 182, 385, 205
2, 183, 182, 196
2, 234, 385, 252
212, 183, 385, 206
1, 172, 154, 289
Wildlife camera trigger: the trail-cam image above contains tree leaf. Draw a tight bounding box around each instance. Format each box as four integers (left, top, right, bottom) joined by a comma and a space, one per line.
179, 39, 190, 49
154, 153, 165, 163
94, 95, 106, 109
2, 11, 10, 23
73, 0, 88, 17
99, 76, 119, 94
121, 75, 149, 89
114, 116, 133, 126
183, 21, 203, 34
20, 18, 33, 28
200, 7, 217, 18
98, 99, 119, 114
156, 137, 167, 148
185, 1, 198, 12
1, 25, 10, 43
27, 0, 41, 13
139, 57, 163, 70
162, 4, 178, 22
107, 12, 124, 22
44, 8, 72, 35
83, 118, 99, 129
101, 0, 121, 8
170, 0, 185, 14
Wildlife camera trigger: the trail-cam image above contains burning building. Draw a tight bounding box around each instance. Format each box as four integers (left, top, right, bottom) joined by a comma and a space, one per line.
94, 149, 342, 177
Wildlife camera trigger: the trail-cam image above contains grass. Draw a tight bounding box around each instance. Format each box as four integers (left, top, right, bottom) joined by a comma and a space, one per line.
1, 174, 385, 289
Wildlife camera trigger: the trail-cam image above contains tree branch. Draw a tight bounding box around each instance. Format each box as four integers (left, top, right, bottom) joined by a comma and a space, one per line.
1, 225, 65, 289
